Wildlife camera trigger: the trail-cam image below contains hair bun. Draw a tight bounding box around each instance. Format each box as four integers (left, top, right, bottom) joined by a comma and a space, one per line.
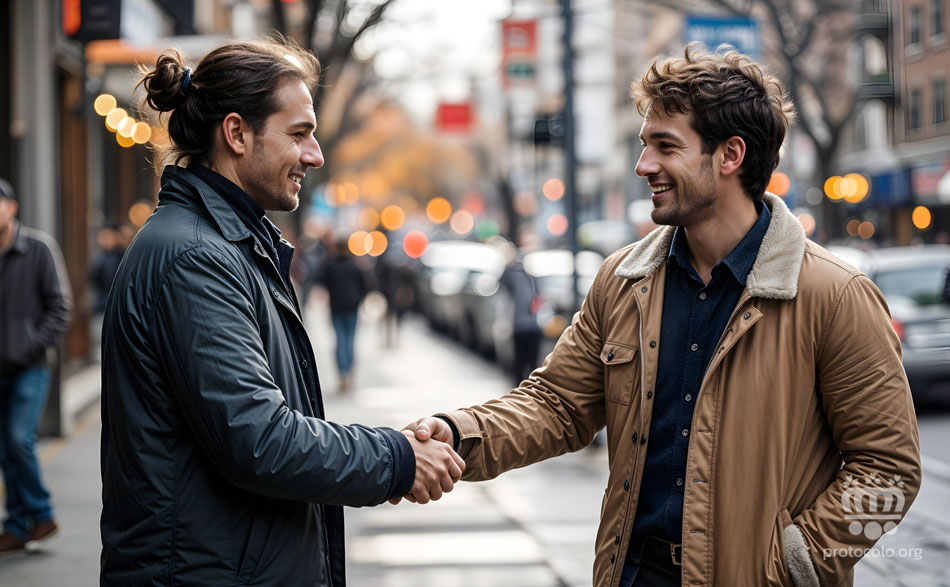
141, 50, 189, 113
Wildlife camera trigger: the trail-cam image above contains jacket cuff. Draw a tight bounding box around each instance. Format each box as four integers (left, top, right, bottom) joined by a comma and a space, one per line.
784, 523, 820, 587
435, 415, 460, 451
378, 427, 415, 500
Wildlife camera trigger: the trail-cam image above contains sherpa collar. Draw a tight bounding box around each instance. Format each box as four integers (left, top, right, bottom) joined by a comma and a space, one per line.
614, 193, 806, 300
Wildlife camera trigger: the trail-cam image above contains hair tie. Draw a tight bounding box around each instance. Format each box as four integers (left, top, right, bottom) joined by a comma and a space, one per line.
180, 68, 192, 97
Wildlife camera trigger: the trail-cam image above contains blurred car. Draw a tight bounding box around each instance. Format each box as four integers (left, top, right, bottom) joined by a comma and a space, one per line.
414, 240, 505, 341
829, 244, 950, 405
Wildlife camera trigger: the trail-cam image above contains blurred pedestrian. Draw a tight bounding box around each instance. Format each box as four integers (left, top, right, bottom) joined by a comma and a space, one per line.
402, 45, 920, 586
100, 38, 463, 586
0, 178, 72, 555
88, 225, 124, 313
317, 238, 372, 390
499, 250, 543, 384
376, 250, 415, 348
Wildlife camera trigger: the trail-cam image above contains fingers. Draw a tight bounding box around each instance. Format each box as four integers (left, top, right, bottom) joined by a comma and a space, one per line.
405, 432, 465, 505
405, 416, 453, 444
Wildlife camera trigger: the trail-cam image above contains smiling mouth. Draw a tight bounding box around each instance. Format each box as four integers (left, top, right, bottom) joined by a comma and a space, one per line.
289, 173, 305, 185
651, 184, 674, 196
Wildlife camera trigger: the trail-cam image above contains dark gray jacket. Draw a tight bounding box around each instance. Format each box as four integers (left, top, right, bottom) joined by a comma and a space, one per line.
100, 166, 413, 586
0, 222, 72, 377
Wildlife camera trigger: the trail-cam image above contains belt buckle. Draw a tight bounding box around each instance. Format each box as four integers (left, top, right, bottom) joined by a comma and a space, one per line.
670, 543, 683, 566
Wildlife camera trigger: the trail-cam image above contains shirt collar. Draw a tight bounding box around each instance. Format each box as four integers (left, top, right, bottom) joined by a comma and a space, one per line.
667, 200, 772, 286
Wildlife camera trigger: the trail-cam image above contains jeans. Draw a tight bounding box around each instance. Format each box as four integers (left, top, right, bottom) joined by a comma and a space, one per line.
619, 536, 682, 587
331, 312, 358, 376
0, 366, 54, 540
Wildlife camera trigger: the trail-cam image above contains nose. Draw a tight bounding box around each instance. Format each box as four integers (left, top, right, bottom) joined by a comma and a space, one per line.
302, 135, 324, 169
635, 147, 659, 177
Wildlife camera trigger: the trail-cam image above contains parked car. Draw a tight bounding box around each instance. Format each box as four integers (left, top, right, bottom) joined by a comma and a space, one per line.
829, 245, 950, 405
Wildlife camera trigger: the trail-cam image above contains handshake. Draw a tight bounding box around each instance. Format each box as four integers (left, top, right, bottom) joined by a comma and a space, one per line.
390, 417, 463, 505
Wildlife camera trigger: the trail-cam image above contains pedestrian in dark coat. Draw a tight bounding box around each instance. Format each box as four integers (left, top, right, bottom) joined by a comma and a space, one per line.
317, 239, 371, 391
100, 38, 464, 586
0, 178, 72, 554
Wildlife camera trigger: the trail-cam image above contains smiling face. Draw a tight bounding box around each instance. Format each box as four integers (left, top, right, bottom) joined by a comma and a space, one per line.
239, 81, 324, 212
636, 106, 718, 228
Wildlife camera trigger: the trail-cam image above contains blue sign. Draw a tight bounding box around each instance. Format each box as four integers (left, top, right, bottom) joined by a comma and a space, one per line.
685, 16, 760, 60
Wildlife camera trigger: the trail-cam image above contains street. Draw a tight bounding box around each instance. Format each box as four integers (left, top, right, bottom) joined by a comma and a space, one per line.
0, 297, 948, 585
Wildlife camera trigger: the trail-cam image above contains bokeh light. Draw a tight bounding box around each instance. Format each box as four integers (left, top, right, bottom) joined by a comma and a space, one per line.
380, 205, 405, 230
359, 208, 380, 230
128, 201, 153, 227
797, 213, 816, 237
450, 210, 474, 235
348, 231, 369, 256
105, 108, 127, 131
475, 220, 500, 240
368, 231, 388, 257
842, 173, 869, 203
149, 126, 169, 147
116, 133, 135, 148
846, 219, 861, 237
805, 187, 823, 206
912, 206, 932, 230
341, 182, 360, 205
403, 230, 428, 258
858, 221, 875, 239
461, 192, 485, 215
546, 214, 568, 236
131, 122, 152, 144
542, 178, 566, 201
117, 117, 136, 138
766, 172, 790, 196
426, 197, 452, 223
94, 94, 117, 117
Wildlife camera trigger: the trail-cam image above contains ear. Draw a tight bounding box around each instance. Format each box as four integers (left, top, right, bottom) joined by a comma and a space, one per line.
718, 136, 746, 178
220, 112, 250, 156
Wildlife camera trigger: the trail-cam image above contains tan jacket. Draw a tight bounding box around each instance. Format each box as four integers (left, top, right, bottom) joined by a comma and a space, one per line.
442, 194, 921, 587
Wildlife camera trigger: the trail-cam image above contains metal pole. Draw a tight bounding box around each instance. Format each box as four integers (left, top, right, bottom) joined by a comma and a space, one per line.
561, 0, 580, 312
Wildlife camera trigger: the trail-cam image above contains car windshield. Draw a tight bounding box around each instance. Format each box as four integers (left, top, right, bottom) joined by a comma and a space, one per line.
874, 262, 949, 306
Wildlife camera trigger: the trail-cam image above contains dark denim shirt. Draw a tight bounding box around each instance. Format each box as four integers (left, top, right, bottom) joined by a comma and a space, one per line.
188, 165, 291, 286
630, 201, 771, 544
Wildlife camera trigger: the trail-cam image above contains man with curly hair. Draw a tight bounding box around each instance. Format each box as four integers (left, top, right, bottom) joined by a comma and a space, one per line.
403, 45, 921, 586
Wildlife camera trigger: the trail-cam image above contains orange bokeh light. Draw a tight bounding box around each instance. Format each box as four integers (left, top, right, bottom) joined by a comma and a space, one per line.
348, 231, 369, 256
858, 221, 875, 239
368, 231, 388, 256
403, 230, 428, 258
912, 206, 932, 230
797, 213, 816, 237
380, 205, 405, 231
426, 197, 452, 224
449, 210, 474, 235
766, 172, 791, 196
359, 208, 380, 230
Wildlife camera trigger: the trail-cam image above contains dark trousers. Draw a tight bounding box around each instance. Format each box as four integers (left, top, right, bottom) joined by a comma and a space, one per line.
619, 536, 682, 587
512, 330, 541, 383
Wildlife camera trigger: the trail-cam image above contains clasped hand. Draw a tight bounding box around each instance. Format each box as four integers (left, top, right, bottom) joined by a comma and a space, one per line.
389, 417, 462, 505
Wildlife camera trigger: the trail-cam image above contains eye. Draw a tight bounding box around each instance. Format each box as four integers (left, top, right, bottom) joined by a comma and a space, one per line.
659, 142, 675, 150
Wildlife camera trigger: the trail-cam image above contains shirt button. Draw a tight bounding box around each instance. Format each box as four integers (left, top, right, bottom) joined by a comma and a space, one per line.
698, 292, 707, 300
676, 478, 684, 486
650, 340, 657, 348
623, 480, 630, 490
682, 429, 689, 437
690, 343, 699, 352
300, 359, 308, 369
684, 393, 692, 402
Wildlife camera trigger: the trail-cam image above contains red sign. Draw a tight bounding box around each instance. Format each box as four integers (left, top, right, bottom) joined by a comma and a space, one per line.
502, 20, 538, 58
63, 0, 81, 36
436, 102, 473, 134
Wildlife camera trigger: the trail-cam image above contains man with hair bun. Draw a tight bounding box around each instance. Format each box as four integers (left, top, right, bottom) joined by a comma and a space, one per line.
99, 37, 464, 586
402, 44, 921, 586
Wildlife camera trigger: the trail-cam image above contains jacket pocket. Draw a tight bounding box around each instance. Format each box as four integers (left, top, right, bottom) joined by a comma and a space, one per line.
766, 508, 794, 586
601, 342, 638, 405
236, 512, 274, 584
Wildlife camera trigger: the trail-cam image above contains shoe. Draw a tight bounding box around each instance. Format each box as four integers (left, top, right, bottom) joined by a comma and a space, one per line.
28, 520, 58, 543
0, 533, 27, 556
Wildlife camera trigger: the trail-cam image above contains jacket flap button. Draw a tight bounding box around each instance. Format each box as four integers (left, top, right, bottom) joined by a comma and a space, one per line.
743, 312, 751, 319
640, 286, 647, 293
607, 352, 614, 362
600, 344, 637, 364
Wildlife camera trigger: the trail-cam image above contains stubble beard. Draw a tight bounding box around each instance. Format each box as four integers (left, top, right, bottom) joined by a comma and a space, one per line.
650, 155, 717, 227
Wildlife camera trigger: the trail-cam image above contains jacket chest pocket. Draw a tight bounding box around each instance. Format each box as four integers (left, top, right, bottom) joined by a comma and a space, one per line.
601, 342, 639, 405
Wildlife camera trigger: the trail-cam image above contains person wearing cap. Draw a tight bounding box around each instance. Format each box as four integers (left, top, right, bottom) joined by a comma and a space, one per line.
0, 178, 72, 555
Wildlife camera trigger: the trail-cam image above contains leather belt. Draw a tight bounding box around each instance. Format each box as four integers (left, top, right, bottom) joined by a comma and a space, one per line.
643, 535, 683, 566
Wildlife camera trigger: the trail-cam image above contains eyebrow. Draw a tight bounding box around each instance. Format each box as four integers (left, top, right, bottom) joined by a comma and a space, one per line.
639, 131, 683, 143
288, 121, 317, 132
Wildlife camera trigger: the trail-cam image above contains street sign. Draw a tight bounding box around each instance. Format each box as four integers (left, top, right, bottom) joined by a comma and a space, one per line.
684, 15, 760, 59
502, 19, 538, 86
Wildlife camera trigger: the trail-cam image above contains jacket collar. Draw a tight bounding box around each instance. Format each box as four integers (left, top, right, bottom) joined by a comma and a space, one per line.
159, 165, 253, 243
615, 193, 806, 300
8, 221, 28, 254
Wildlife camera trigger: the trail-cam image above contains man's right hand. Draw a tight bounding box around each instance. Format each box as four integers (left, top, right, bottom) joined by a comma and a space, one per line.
403, 416, 454, 444
396, 430, 464, 505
